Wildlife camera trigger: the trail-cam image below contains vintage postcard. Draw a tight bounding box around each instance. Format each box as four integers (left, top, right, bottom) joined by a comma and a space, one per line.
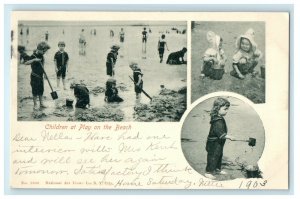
10, 11, 289, 189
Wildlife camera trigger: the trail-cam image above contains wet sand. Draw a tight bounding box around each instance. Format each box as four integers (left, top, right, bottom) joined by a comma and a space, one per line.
181, 96, 265, 180
191, 22, 265, 104
17, 25, 187, 121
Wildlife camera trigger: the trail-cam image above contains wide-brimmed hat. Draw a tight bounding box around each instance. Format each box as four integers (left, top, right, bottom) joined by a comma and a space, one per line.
37, 41, 50, 51
58, 41, 66, 46
111, 44, 120, 50
129, 62, 139, 70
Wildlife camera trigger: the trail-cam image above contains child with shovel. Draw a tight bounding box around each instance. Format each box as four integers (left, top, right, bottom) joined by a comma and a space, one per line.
130, 62, 143, 99
205, 97, 236, 180
24, 41, 50, 110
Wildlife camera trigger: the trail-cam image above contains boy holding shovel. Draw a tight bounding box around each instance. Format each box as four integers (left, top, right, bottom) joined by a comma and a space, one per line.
129, 62, 144, 99
24, 41, 50, 110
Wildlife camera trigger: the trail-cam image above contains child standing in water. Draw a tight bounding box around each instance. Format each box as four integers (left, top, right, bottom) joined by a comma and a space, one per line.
106, 45, 120, 77
119, 28, 125, 43
230, 28, 262, 79
130, 62, 143, 99
24, 42, 50, 110
158, 34, 169, 63
205, 97, 236, 180
201, 31, 227, 80
54, 41, 69, 90
142, 27, 148, 55
105, 78, 124, 103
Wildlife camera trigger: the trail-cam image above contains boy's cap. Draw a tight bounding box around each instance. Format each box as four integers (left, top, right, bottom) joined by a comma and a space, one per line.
37, 42, 50, 51
58, 41, 66, 46
129, 62, 138, 66
111, 45, 120, 50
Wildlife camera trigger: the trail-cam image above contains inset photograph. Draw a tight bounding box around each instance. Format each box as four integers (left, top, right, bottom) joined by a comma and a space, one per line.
191, 21, 265, 104
181, 96, 265, 181
16, 21, 187, 122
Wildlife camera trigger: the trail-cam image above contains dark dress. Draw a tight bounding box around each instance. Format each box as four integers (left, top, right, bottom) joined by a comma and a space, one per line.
205, 115, 227, 173
230, 60, 258, 78
106, 51, 116, 76
142, 30, 147, 42
202, 61, 224, 80
29, 52, 45, 96
133, 69, 143, 94
74, 85, 90, 108
105, 88, 123, 103
158, 39, 166, 55
54, 51, 69, 78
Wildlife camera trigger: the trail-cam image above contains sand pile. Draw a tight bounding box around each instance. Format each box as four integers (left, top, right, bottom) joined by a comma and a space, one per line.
90, 86, 105, 96
134, 87, 186, 122
69, 106, 124, 121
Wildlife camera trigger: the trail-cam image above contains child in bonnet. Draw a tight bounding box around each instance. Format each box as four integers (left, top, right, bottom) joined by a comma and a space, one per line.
230, 28, 262, 79
201, 31, 227, 80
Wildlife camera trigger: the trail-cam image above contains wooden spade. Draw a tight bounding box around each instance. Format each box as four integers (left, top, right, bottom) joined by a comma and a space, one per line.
38, 61, 58, 100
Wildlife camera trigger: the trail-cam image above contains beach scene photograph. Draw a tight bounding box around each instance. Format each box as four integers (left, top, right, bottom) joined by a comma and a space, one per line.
15, 21, 187, 122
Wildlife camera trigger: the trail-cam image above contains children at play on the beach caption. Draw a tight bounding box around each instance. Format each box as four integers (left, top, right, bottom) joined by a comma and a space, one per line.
201, 28, 263, 80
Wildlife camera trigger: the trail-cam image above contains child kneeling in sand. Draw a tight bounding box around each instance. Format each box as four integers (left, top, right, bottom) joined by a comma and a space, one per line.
205, 97, 236, 180
105, 78, 124, 103
230, 28, 262, 79
201, 31, 227, 80
166, 47, 187, 65
70, 82, 90, 109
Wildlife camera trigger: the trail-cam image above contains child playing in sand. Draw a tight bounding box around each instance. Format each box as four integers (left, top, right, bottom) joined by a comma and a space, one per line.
230, 28, 262, 79
54, 41, 69, 90
205, 97, 236, 180
201, 31, 227, 80
70, 82, 90, 109
166, 47, 187, 65
130, 62, 143, 99
24, 42, 50, 110
158, 34, 169, 63
105, 78, 124, 103
106, 45, 120, 77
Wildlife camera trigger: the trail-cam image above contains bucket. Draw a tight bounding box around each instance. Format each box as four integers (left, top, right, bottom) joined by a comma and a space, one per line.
248, 137, 256, 147
66, 99, 74, 107
245, 165, 260, 178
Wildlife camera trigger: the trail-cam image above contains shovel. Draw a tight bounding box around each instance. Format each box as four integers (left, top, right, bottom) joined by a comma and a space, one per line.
129, 76, 152, 101
37, 61, 58, 100
233, 137, 256, 147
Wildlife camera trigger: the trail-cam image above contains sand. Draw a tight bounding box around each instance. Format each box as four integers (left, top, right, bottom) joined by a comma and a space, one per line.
16, 24, 187, 121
